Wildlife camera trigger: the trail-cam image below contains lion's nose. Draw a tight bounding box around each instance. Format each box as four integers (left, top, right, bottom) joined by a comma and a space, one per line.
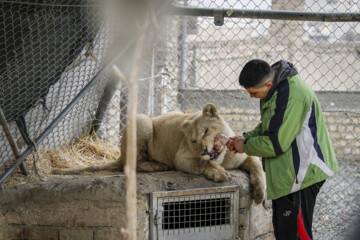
202, 148, 210, 156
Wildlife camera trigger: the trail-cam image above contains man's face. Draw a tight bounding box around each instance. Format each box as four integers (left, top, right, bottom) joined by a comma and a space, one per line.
245, 81, 273, 99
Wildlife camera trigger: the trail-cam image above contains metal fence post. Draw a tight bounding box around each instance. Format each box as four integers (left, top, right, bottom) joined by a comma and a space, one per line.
0, 106, 28, 176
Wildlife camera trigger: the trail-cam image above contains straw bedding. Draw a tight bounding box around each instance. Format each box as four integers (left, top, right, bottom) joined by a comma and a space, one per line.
0, 135, 120, 189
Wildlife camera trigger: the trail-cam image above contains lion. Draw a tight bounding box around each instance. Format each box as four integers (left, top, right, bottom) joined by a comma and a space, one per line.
53, 104, 266, 204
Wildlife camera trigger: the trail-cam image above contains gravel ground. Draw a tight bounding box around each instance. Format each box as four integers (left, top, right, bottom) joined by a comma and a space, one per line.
313, 158, 360, 240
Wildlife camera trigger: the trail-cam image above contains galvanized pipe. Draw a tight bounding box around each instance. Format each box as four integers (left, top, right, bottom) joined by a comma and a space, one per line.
0, 106, 28, 176
169, 6, 360, 22
180, 15, 187, 89
89, 74, 119, 135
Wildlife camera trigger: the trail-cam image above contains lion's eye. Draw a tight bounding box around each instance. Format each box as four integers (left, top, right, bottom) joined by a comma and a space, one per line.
192, 140, 197, 144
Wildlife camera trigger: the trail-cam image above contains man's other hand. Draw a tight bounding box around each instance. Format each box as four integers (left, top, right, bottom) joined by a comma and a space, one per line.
227, 136, 245, 154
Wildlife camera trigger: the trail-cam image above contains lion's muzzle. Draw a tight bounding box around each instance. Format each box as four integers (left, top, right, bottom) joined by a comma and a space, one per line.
201, 148, 211, 160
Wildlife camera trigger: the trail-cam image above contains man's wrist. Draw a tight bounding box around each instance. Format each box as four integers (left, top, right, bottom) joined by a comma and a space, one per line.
242, 138, 249, 154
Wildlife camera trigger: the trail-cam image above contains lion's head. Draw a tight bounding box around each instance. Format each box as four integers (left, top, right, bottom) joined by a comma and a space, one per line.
181, 104, 234, 164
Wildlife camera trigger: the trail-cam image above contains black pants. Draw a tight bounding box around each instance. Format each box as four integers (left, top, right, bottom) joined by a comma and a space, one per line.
272, 180, 325, 240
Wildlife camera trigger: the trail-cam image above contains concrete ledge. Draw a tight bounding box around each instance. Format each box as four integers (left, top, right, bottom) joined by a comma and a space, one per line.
0, 170, 273, 240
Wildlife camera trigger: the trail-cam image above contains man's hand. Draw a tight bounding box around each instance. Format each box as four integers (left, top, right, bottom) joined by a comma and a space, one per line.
226, 136, 245, 154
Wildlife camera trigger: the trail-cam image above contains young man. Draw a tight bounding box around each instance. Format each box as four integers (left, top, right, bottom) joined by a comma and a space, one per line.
227, 59, 338, 240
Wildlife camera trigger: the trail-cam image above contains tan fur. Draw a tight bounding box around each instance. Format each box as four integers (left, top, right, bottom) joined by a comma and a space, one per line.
53, 104, 266, 204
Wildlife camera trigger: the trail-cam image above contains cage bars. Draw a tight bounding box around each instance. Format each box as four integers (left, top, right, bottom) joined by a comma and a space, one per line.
150, 186, 240, 240
89, 75, 120, 135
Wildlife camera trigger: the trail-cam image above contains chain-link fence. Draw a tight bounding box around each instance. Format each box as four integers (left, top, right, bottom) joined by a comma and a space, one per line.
0, 0, 359, 239
0, 0, 111, 169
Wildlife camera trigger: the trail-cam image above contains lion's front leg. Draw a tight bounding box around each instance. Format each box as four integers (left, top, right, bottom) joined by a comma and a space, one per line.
240, 156, 266, 204
174, 155, 228, 182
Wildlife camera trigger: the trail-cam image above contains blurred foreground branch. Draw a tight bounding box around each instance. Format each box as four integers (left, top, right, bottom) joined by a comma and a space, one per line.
112, 4, 161, 240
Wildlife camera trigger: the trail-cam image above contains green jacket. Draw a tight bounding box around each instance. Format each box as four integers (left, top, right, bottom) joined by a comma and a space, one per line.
243, 60, 338, 200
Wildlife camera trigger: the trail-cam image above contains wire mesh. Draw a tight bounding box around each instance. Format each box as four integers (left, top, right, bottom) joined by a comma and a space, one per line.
150, 186, 239, 240
0, 0, 111, 168
0, 0, 359, 239
160, 195, 232, 230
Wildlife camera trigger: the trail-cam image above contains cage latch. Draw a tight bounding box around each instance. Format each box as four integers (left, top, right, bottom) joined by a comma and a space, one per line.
214, 10, 224, 26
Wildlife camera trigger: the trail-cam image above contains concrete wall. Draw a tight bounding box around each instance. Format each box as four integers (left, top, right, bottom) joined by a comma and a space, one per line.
0, 171, 273, 240
323, 111, 360, 160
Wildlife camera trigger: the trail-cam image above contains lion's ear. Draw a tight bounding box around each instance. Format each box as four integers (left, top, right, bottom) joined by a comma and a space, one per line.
202, 103, 219, 119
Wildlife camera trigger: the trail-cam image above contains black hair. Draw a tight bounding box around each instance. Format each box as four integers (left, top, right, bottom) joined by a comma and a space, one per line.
239, 59, 272, 88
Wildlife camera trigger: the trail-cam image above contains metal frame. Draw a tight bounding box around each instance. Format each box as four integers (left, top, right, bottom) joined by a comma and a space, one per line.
89, 74, 120, 135
149, 185, 240, 240
169, 6, 360, 24
0, 106, 28, 176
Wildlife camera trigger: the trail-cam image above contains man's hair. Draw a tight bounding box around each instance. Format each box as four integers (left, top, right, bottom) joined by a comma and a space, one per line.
239, 59, 272, 88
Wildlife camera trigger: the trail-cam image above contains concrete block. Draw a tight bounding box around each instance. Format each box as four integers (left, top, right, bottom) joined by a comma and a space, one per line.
94, 228, 123, 240
0, 225, 23, 240
59, 228, 93, 240
0, 171, 272, 240
23, 228, 58, 240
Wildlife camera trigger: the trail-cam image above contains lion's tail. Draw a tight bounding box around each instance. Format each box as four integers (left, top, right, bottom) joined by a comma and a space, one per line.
52, 160, 123, 175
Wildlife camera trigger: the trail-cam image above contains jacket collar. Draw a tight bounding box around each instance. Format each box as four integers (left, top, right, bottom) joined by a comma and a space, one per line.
264, 60, 298, 101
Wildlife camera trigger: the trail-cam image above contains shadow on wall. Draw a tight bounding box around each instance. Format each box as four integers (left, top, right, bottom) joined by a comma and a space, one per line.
348, 216, 360, 240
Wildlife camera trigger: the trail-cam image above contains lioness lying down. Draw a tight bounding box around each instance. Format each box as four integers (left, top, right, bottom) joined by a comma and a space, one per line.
53, 104, 266, 204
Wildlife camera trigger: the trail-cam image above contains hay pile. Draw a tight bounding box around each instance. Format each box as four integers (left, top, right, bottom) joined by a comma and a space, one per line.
1, 135, 120, 189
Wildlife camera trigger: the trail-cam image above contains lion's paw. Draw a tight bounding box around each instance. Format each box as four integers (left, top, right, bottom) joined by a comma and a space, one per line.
250, 175, 266, 204
253, 184, 266, 204
204, 166, 228, 182
137, 162, 170, 172
153, 164, 170, 171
